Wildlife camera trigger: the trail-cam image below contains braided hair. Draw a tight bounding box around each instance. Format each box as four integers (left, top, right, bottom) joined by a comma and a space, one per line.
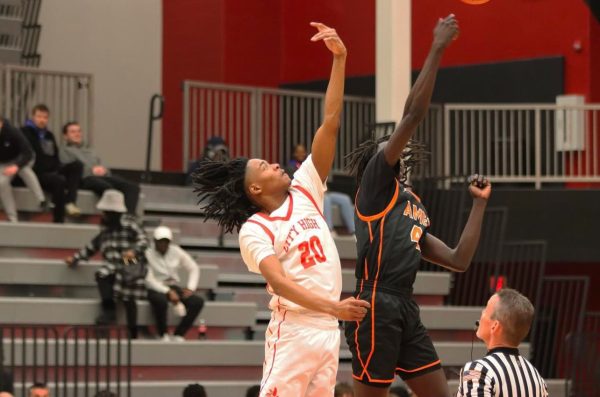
191, 157, 259, 233
345, 134, 429, 186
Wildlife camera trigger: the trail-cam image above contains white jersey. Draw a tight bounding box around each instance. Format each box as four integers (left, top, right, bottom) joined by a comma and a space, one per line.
239, 155, 342, 328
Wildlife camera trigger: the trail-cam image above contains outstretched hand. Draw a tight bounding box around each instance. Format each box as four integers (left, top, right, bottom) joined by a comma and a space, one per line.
433, 14, 459, 49
468, 174, 492, 201
310, 22, 347, 57
333, 296, 371, 321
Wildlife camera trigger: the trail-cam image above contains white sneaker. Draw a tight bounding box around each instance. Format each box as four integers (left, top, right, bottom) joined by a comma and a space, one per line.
329, 230, 339, 238
171, 335, 185, 342
160, 334, 171, 342
173, 302, 187, 317
65, 202, 82, 217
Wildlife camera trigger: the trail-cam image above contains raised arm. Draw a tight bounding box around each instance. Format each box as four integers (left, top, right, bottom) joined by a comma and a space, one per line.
421, 175, 491, 272
383, 14, 458, 167
308, 22, 347, 182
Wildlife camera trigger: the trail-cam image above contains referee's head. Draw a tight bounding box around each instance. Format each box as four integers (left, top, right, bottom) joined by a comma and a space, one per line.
476, 288, 535, 348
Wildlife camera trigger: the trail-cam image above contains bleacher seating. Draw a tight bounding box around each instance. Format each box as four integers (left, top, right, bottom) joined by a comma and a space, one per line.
0, 183, 567, 397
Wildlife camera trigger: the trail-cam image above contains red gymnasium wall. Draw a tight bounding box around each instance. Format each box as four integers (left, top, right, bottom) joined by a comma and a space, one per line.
163, 0, 598, 170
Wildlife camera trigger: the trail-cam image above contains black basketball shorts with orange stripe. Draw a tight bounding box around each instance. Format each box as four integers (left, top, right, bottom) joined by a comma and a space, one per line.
344, 285, 442, 387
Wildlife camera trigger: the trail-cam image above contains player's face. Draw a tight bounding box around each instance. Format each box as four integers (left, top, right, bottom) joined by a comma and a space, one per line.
246, 158, 291, 199
476, 294, 499, 343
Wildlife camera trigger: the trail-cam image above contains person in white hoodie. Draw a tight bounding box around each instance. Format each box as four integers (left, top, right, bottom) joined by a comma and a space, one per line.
145, 226, 203, 341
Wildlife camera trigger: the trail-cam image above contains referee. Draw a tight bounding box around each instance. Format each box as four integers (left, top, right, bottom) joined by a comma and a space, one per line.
457, 288, 548, 396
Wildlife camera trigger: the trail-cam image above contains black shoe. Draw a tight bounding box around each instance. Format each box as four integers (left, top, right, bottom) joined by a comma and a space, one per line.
40, 200, 50, 212
95, 310, 117, 326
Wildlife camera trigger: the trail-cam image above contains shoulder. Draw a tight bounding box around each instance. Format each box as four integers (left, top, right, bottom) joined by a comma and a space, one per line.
240, 217, 275, 243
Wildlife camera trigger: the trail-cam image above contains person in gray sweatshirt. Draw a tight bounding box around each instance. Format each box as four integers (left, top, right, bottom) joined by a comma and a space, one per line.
60, 121, 140, 214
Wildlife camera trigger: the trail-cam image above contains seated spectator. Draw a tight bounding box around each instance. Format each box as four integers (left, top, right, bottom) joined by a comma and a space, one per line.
0, 117, 46, 222
61, 122, 140, 214
65, 190, 148, 338
186, 136, 230, 185
182, 383, 206, 397
324, 191, 355, 237
146, 226, 204, 341
287, 143, 355, 237
21, 104, 82, 222
334, 382, 354, 397
245, 385, 260, 397
28, 383, 49, 397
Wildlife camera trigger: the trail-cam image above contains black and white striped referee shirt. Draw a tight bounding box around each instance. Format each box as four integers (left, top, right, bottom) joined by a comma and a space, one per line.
456, 347, 548, 397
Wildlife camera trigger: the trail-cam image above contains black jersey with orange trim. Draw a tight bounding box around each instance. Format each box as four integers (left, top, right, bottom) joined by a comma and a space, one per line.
354, 150, 430, 288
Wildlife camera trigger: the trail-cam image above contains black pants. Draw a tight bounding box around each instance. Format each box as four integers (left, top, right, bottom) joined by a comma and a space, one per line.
37, 161, 83, 222
82, 175, 140, 214
95, 271, 139, 339
147, 286, 204, 337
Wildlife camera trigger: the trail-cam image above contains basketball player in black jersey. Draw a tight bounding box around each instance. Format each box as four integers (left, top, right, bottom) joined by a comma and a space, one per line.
344, 15, 492, 397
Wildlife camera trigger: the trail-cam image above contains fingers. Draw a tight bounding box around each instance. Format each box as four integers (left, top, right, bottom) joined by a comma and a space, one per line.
310, 21, 329, 32
310, 29, 337, 42
469, 173, 490, 188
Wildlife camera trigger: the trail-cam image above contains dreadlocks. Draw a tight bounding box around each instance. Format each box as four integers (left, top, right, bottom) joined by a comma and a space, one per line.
192, 157, 259, 234
345, 134, 429, 186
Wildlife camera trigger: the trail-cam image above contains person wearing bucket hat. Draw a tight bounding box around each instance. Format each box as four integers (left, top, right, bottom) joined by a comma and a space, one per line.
145, 226, 203, 342
65, 189, 149, 338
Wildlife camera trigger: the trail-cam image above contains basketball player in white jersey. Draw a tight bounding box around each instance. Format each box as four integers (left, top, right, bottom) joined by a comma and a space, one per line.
192, 23, 370, 397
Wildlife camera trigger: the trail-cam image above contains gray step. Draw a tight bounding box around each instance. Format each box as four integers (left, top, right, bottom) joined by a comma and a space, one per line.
0, 223, 178, 249
0, 297, 256, 328
0, 46, 21, 63
141, 184, 199, 214
255, 305, 481, 331
219, 270, 450, 295
9, 379, 567, 397
0, 16, 22, 36
0, 187, 144, 216
0, 338, 509, 367
0, 258, 218, 290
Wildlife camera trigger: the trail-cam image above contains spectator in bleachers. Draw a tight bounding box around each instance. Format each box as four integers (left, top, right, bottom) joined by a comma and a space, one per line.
182, 383, 207, 397
0, 117, 47, 222
245, 385, 260, 397
286, 143, 355, 237
28, 383, 49, 397
145, 226, 204, 342
334, 382, 354, 397
60, 121, 140, 214
65, 190, 148, 339
21, 104, 83, 222
186, 136, 230, 185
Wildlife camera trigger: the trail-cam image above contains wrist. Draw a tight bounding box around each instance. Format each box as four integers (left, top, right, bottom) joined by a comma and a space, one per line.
473, 197, 488, 206
333, 52, 347, 61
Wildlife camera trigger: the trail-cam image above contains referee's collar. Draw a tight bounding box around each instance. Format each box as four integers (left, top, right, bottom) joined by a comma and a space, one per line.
487, 346, 520, 356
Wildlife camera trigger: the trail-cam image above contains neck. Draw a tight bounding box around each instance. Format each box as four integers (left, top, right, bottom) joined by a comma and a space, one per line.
486, 339, 519, 351
259, 191, 289, 214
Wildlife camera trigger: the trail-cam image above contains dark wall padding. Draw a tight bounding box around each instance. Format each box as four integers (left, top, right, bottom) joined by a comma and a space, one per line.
281, 56, 564, 104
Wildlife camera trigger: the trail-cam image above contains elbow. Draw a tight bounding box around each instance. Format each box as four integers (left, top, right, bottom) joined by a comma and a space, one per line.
405, 106, 427, 124
322, 114, 341, 130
